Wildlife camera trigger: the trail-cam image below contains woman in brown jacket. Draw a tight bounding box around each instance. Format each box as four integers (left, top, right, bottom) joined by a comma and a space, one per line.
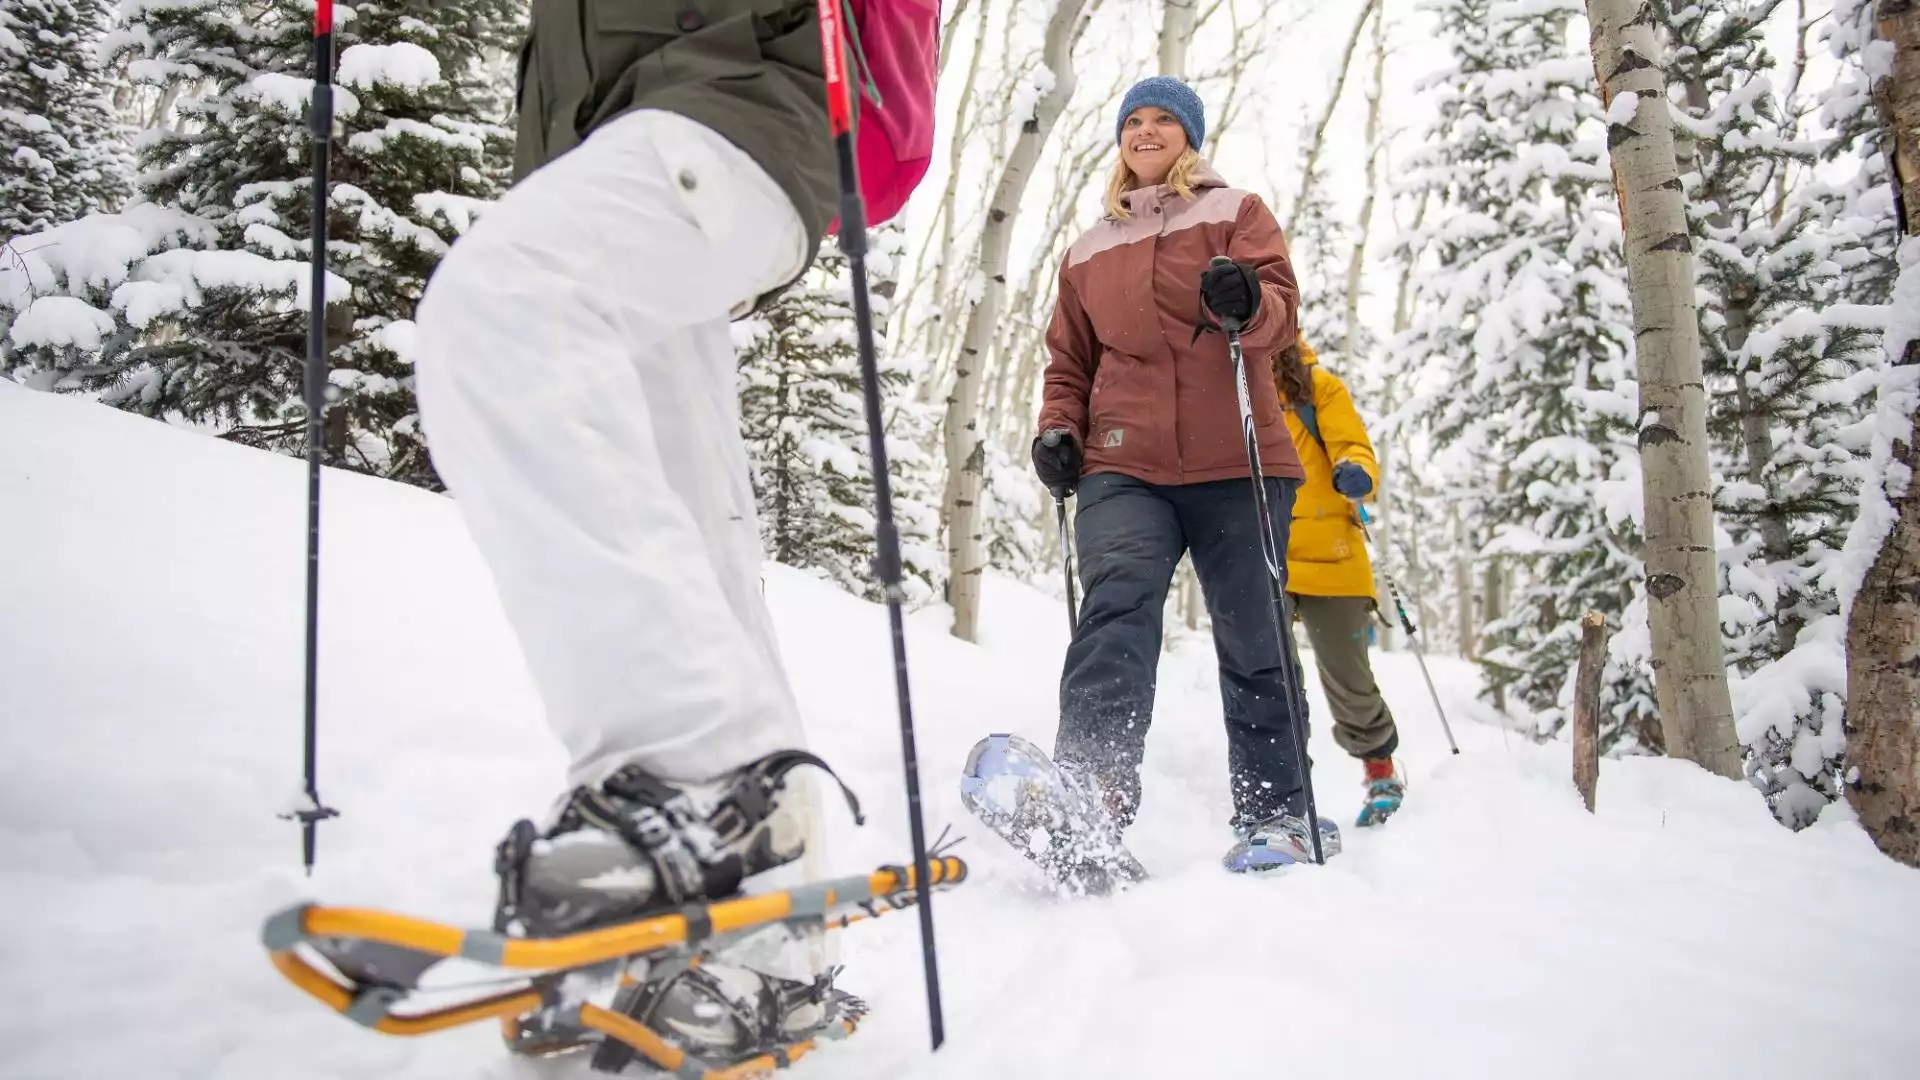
1031, 77, 1339, 873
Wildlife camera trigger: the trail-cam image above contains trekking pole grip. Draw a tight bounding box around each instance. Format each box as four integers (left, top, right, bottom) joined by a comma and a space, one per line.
1040, 428, 1071, 500
1205, 255, 1242, 337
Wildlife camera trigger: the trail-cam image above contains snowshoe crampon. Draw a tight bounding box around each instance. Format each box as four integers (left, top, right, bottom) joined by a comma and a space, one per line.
261, 857, 966, 1077
959, 733, 1147, 897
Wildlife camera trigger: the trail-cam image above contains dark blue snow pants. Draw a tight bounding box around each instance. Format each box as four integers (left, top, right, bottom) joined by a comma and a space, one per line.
1055, 470, 1310, 833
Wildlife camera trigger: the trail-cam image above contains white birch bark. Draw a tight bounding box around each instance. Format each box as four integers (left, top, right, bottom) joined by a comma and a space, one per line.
905, 0, 1000, 397
892, 0, 990, 348
1586, 0, 1742, 779
1452, 507, 1475, 661
1159, 0, 1197, 79
942, 0, 1093, 643
1342, 5, 1387, 368
938, 0, 974, 74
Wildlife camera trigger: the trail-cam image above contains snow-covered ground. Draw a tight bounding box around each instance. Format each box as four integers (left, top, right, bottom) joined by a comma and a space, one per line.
3, 380, 1917, 1080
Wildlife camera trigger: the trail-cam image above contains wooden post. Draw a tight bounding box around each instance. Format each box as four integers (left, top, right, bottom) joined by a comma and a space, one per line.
1572, 611, 1608, 812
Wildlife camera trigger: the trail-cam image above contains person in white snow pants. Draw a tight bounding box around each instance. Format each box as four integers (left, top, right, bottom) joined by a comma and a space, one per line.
416, 109, 811, 794
406, 31, 858, 1062
406, 0, 939, 1057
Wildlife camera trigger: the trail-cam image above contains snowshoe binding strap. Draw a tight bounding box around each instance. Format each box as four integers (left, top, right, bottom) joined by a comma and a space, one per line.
495, 749, 869, 934
492, 818, 540, 934
713, 748, 866, 833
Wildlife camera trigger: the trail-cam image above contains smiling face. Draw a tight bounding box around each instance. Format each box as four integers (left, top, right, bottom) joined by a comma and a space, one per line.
1119, 106, 1189, 187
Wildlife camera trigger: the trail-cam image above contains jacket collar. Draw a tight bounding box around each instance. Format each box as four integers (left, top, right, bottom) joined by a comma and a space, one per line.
1119, 159, 1226, 216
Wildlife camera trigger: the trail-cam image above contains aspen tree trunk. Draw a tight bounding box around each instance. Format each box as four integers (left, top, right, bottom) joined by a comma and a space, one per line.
1769, 0, 1814, 225
1342, 1, 1388, 368
1453, 507, 1476, 661
943, 0, 1092, 642
1587, 0, 1742, 779
906, 0, 996, 393
988, 106, 1112, 447
1344, 11, 1391, 643
1159, 0, 1197, 79
1843, 0, 1920, 868
1284, 0, 1379, 234
1672, 32, 1803, 656
1482, 554, 1505, 710
938, 0, 974, 73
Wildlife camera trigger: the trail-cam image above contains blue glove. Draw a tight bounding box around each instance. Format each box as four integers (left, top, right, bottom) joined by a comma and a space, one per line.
1332, 460, 1373, 498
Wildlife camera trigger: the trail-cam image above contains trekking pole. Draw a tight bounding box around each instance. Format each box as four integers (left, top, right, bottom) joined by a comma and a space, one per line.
284, 0, 341, 875
1210, 257, 1325, 865
1040, 432, 1079, 631
815, 0, 945, 1050
1357, 506, 1458, 755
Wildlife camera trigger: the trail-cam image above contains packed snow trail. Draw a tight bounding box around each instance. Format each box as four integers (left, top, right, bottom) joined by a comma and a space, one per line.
2, 380, 1917, 1080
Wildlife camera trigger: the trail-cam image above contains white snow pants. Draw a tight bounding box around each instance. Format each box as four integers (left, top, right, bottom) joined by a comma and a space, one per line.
412, 108, 814, 796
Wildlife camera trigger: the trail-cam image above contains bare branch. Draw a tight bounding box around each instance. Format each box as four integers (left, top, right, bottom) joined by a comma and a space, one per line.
1285, 0, 1380, 233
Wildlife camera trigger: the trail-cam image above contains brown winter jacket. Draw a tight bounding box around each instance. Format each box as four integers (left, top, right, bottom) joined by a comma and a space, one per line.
1036, 164, 1305, 487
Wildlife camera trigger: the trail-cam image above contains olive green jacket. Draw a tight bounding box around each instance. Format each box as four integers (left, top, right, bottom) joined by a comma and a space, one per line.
513, 0, 838, 306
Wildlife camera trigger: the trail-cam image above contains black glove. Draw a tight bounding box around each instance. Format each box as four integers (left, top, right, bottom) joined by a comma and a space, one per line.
1032, 429, 1083, 496
1199, 260, 1261, 327
1332, 460, 1373, 498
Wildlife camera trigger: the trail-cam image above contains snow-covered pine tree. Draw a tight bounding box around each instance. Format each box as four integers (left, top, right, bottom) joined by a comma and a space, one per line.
1659, 1, 1882, 824
1809, 0, 1902, 311
0, 0, 130, 239
6, 0, 521, 487
869, 223, 949, 608
737, 224, 942, 608
1395, 0, 1653, 748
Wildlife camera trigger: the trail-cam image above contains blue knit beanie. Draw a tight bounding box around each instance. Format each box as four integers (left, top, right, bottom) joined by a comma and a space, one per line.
1115, 76, 1206, 152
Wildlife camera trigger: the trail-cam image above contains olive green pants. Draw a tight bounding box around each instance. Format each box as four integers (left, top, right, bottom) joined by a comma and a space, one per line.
1289, 593, 1399, 760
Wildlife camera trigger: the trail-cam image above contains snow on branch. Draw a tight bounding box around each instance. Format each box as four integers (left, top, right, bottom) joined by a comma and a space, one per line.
337, 42, 441, 91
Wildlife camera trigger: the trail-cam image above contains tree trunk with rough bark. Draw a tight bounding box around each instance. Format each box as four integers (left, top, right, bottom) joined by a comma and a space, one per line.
1587, 0, 1743, 779
1843, 0, 1920, 868
1573, 611, 1608, 811
942, 0, 1091, 643
1159, 0, 1196, 79
1874, 0, 1920, 232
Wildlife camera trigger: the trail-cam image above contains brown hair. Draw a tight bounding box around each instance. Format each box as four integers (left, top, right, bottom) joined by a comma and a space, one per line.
1273, 341, 1314, 409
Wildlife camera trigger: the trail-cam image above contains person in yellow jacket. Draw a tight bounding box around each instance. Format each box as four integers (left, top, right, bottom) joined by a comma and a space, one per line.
1275, 338, 1405, 827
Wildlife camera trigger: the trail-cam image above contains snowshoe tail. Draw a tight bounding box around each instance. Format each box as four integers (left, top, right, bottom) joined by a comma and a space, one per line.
261, 857, 965, 1076
959, 733, 1147, 896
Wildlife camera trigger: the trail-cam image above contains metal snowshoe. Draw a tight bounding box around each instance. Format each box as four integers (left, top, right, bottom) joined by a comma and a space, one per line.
960, 733, 1148, 896
1222, 812, 1342, 873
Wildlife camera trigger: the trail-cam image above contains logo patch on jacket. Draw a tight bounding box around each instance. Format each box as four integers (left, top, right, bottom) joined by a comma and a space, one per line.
1098, 428, 1125, 448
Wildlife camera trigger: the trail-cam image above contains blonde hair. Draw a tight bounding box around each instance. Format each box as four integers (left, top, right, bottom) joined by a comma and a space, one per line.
1104, 146, 1204, 220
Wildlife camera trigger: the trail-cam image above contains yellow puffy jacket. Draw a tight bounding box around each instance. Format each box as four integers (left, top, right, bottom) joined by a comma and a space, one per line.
1279, 342, 1379, 599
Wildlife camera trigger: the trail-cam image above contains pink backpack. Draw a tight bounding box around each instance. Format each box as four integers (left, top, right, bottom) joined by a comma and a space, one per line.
835, 0, 940, 227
